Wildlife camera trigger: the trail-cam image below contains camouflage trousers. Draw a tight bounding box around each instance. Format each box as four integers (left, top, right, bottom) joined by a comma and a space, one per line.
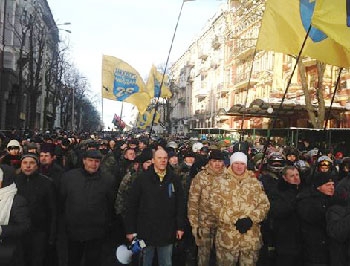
216, 246, 259, 266
196, 228, 215, 266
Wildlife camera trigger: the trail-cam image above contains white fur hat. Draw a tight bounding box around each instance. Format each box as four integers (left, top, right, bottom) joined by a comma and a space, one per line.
230, 152, 247, 165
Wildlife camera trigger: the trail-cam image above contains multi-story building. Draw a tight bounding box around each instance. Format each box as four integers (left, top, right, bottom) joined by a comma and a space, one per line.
169, 4, 227, 135
169, 0, 350, 137
0, 0, 59, 130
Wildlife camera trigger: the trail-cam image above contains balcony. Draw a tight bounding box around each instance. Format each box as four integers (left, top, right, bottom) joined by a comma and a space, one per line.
195, 92, 208, 101
210, 59, 219, 69
234, 78, 259, 89
186, 60, 195, 68
178, 97, 186, 104
212, 36, 222, 50
198, 49, 208, 60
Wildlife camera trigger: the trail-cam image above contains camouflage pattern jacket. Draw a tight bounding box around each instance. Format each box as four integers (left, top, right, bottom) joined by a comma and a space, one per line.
210, 167, 270, 251
188, 164, 227, 232
114, 169, 139, 221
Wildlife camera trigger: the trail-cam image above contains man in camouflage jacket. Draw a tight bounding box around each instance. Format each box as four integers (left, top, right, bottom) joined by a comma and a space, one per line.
188, 150, 227, 266
210, 152, 270, 265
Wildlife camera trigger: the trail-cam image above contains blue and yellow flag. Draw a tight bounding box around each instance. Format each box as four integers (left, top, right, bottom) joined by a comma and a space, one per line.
102, 55, 151, 114
312, 0, 350, 51
256, 0, 350, 67
145, 65, 172, 99
136, 106, 160, 129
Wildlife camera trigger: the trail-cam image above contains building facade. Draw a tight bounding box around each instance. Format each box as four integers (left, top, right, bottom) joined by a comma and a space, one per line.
0, 0, 59, 131
169, 0, 350, 137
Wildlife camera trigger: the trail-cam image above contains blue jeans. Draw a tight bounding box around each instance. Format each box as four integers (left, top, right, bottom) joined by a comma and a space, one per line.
142, 244, 173, 266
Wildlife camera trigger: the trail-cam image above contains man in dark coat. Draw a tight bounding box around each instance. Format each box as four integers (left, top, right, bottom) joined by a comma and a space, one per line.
267, 165, 302, 266
60, 149, 116, 266
125, 148, 185, 266
326, 170, 350, 266
39, 143, 65, 266
39, 143, 64, 190
297, 171, 335, 266
0, 164, 30, 266
15, 153, 57, 266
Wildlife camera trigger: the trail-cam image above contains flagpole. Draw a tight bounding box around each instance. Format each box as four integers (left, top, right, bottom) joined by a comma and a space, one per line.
259, 24, 312, 174
149, 0, 191, 139
101, 97, 104, 130
120, 101, 124, 132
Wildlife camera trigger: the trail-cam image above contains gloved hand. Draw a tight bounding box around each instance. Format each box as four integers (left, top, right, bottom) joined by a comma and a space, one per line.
235, 217, 253, 234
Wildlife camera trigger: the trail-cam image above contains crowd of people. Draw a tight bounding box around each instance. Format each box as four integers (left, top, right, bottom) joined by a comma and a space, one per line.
0, 129, 350, 266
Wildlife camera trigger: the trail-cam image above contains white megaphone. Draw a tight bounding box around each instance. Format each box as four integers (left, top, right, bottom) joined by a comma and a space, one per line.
116, 244, 133, 265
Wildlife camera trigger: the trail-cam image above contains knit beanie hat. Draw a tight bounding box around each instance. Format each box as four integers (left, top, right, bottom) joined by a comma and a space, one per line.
21, 152, 39, 164
230, 152, 247, 165
313, 172, 334, 188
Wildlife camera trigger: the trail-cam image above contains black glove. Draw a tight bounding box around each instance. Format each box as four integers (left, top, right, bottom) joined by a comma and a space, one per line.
235, 217, 253, 234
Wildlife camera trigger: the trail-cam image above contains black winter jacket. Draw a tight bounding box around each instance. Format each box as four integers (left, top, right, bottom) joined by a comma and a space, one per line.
15, 171, 56, 242
0, 193, 30, 266
39, 162, 64, 190
326, 203, 350, 266
60, 168, 116, 241
297, 187, 332, 266
125, 166, 185, 246
269, 178, 302, 256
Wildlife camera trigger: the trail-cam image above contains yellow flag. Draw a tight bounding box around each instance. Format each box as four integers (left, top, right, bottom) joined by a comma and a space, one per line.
102, 55, 151, 114
256, 0, 350, 67
136, 107, 160, 129
145, 65, 172, 98
312, 0, 350, 50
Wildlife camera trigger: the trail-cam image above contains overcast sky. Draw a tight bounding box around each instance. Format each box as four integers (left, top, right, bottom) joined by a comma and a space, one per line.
47, 0, 225, 128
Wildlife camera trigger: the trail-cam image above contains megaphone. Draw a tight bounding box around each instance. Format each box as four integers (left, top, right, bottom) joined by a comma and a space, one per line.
116, 244, 133, 265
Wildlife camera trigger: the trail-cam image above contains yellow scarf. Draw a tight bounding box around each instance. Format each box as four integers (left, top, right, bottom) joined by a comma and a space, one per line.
156, 170, 166, 182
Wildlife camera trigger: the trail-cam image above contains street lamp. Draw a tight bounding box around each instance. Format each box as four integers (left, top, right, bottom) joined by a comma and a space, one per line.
267, 107, 274, 114
42, 23, 71, 130
72, 86, 75, 131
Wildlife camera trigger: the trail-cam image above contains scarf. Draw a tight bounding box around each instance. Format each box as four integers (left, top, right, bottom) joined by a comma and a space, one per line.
156, 170, 166, 182
0, 183, 17, 225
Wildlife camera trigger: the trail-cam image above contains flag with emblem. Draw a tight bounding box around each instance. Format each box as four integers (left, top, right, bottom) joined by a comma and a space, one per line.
102, 55, 151, 113
136, 105, 160, 129
145, 65, 172, 99
256, 0, 350, 67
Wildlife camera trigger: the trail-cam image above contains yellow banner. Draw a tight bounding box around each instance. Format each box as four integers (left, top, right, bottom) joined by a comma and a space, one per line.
312, 0, 350, 51
256, 0, 350, 67
102, 55, 151, 113
136, 106, 160, 129
145, 65, 172, 99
